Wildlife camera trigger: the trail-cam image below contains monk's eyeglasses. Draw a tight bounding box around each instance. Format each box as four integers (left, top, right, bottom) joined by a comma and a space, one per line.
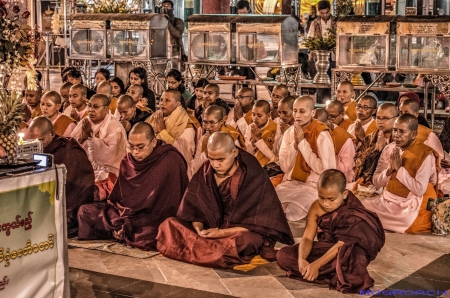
376, 116, 397, 122
203, 119, 222, 126
87, 103, 108, 110
356, 104, 376, 111
127, 138, 155, 152
327, 113, 342, 119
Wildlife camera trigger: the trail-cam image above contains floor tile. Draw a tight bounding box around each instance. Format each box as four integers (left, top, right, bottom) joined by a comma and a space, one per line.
275, 276, 328, 291
262, 261, 288, 277
289, 288, 361, 298
214, 266, 270, 279
70, 269, 140, 293
69, 247, 107, 273
106, 268, 166, 283
220, 276, 292, 298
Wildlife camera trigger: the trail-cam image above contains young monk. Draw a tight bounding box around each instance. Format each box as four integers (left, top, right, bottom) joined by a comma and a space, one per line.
96, 81, 116, 114
347, 95, 378, 144
270, 84, 290, 120
336, 81, 357, 121
64, 84, 88, 122
59, 82, 72, 112
363, 114, 438, 233
40, 91, 76, 137
117, 95, 151, 135
325, 100, 353, 131
245, 100, 278, 166
226, 87, 255, 135
191, 105, 245, 176
276, 96, 336, 221
127, 84, 151, 113
277, 169, 385, 293
157, 132, 294, 268
194, 83, 230, 124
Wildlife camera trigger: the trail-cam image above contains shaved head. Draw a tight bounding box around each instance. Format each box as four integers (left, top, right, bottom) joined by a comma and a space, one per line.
295, 96, 315, 110
360, 95, 377, 108
90, 94, 110, 106
396, 113, 418, 131
400, 98, 420, 113
70, 84, 87, 97
29, 116, 53, 134
129, 122, 155, 140
337, 81, 354, 92
61, 81, 73, 92
253, 100, 271, 114
239, 87, 254, 97
204, 105, 225, 120
279, 96, 295, 110
118, 94, 135, 108
314, 108, 328, 123
129, 84, 144, 96
204, 83, 220, 95
207, 132, 235, 153
97, 81, 112, 95
164, 89, 182, 103
378, 102, 398, 116
318, 169, 347, 193
273, 84, 290, 97
327, 100, 344, 113
42, 91, 62, 105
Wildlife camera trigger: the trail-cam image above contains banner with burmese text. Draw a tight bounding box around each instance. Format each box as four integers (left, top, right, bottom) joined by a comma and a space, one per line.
0, 166, 68, 297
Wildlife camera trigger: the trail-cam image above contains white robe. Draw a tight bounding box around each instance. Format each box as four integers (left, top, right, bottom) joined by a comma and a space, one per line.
336, 137, 356, 183
363, 142, 436, 233
70, 114, 127, 179
276, 126, 336, 221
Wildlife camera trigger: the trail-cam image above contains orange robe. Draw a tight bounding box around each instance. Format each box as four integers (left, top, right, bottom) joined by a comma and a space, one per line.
345, 101, 357, 121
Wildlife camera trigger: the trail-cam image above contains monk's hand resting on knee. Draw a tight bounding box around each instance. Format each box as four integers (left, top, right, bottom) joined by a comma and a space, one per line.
199, 228, 222, 238
113, 228, 124, 241
303, 261, 320, 282
298, 258, 310, 276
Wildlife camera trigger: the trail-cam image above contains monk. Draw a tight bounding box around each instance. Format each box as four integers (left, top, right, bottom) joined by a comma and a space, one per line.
127, 84, 152, 113
314, 109, 355, 183
194, 83, 230, 124
276, 96, 336, 221
156, 132, 294, 268
398, 92, 430, 128
226, 87, 255, 135
96, 81, 116, 114
353, 103, 398, 185
399, 98, 444, 161
245, 100, 278, 166
276, 96, 296, 154
191, 105, 246, 176
64, 84, 88, 122
363, 114, 438, 233
60, 82, 73, 112
116, 95, 151, 135
347, 95, 377, 144
28, 117, 94, 238
71, 94, 127, 201
336, 81, 357, 121
326, 100, 353, 131
25, 85, 43, 120
145, 90, 196, 169
40, 91, 76, 137
270, 84, 290, 120
277, 169, 385, 293
77, 122, 188, 250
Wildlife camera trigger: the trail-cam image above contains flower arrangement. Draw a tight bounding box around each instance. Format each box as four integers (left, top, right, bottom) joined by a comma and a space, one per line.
0, 0, 39, 90
302, 28, 337, 52
84, 0, 141, 13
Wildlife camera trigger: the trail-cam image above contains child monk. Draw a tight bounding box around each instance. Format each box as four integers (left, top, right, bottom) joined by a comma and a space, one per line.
277, 169, 385, 293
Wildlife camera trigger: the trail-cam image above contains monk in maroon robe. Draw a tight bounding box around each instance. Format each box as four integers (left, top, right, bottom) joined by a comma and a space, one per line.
77, 122, 188, 250
28, 117, 95, 238
156, 132, 294, 269
276, 169, 385, 293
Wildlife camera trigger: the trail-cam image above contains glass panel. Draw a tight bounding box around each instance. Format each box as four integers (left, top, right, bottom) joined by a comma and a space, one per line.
71, 29, 105, 56
190, 32, 228, 62
338, 35, 387, 67
113, 30, 148, 59
238, 33, 279, 63
398, 36, 450, 69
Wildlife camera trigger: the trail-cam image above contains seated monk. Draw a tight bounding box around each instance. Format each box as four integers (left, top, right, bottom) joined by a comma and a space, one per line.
353, 103, 398, 185
399, 98, 444, 161
270, 84, 290, 120
245, 100, 278, 166
28, 117, 94, 238
347, 95, 378, 145
194, 83, 230, 124
276, 96, 336, 221
336, 81, 357, 121
40, 91, 76, 137
191, 105, 245, 176
71, 94, 127, 200
314, 109, 355, 183
96, 81, 117, 114
156, 132, 294, 268
398, 92, 430, 128
126, 84, 152, 113
78, 123, 188, 250
326, 100, 353, 131
363, 114, 438, 233
117, 95, 151, 135
226, 87, 255, 136
277, 169, 385, 293
146, 90, 196, 170
25, 85, 43, 121
59, 82, 72, 112
64, 84, 88, 122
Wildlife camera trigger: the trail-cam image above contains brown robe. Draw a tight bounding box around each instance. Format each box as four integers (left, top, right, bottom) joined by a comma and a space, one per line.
156, 149, 294, 268
44, 135, 95, 238
77, 141, 188, 250
277, 192, 385, 293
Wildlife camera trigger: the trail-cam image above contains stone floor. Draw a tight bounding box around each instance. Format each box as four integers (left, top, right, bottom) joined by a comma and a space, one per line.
68, 220, 450, 298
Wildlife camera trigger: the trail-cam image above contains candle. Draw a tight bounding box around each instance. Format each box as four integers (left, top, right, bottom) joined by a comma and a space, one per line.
18, 132, 24, 145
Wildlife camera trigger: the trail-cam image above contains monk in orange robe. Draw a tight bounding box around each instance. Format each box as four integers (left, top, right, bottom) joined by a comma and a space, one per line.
336, 81, 357, 121
226, 87, 255, 135
40, 91, 76, 137
326, 100, 353, 131
25, 85, 43, 121
347, 95, 377, 145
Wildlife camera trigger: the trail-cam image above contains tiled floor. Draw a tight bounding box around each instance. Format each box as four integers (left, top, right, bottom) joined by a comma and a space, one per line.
69, 221, 450, 298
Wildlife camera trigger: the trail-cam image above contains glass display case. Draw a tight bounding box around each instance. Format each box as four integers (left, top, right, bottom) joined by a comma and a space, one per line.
336, 16, 396, 70
68, 14, 168, 61
396, 16, 450, 72
187, 15, 298, 66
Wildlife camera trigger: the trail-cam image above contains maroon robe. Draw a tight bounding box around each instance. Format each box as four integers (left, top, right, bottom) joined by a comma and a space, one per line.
45, 135, 95, 238
276, 192, 385, 293
77, 140, 188, 250
156, 149, 294, 268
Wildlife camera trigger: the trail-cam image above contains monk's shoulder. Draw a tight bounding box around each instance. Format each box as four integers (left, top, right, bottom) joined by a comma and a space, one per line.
308, 200, 326, 219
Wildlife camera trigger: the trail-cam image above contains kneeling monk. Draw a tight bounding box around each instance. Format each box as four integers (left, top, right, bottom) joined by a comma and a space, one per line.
78, 122, 189, 250
157, 132, 294, 268
277, 169, 385, 293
